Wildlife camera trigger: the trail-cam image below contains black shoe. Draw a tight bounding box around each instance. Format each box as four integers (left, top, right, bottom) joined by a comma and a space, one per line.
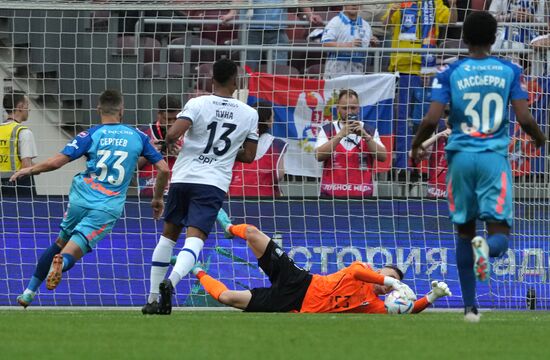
141, 301, 160, 315
158, 279, 174, 315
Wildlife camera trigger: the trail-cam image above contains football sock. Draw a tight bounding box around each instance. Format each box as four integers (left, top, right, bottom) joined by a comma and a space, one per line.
487, 233, 508, 257
197, 273, 228, 301
23, 288, 36, 297
148, 236, 176, 303
62, 254, 76, 272
229, 224, 256, 240
456, 236, 476, 307
28, 242, 62, 292
168, 237, 204, 287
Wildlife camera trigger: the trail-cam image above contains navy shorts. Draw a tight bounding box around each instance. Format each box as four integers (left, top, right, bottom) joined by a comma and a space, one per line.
164, 183, 226, 235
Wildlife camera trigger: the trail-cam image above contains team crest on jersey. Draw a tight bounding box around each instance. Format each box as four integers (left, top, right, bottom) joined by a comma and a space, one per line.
403, 14, 415, 27
77, 131, 89, 138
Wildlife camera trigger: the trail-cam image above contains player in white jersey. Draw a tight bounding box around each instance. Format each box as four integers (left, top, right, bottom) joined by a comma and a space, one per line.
143, 59, 259, 315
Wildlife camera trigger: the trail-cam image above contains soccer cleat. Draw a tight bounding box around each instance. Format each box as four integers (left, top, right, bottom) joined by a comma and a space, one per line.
141, 301, 160, 315
46, 254, 63, 290
216, 208, 234, 239
17, 293, 34, 308
191, 263, 205, 277
464, 306, 480, 323
472, 236, 490, 282
158, 279, 174, 315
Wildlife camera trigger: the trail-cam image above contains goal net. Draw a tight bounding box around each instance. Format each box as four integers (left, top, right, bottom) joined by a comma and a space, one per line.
0, 0, 548, 310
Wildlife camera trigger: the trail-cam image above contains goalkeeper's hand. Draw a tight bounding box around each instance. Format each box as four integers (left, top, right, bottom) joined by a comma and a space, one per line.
426, 281, 452, 303
384, 277, 417, 301
394, 282, 417, 301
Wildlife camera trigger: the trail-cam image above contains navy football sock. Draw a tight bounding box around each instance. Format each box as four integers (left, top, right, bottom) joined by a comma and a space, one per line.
487, 233, 508, 257
456, 236, 476, 307
28, 243, 62, 291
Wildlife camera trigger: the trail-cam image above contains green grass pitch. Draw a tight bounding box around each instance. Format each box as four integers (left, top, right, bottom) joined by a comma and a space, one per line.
1, 310, 548, 360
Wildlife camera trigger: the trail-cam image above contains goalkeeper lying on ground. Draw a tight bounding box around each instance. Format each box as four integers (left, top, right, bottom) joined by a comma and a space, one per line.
189, 209, 451, 314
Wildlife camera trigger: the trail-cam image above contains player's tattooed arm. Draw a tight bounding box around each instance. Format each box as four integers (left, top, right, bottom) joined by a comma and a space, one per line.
10, 153, 70, 181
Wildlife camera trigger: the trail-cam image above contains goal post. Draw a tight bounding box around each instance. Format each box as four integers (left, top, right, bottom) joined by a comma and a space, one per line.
0, 0, 549, 310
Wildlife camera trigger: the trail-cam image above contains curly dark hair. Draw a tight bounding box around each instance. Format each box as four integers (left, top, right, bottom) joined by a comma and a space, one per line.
463, 11, 497, 47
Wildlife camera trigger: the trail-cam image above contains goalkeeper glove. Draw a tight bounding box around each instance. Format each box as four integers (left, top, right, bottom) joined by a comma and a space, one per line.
426, 281, 452, 303
383, 278, 417, 301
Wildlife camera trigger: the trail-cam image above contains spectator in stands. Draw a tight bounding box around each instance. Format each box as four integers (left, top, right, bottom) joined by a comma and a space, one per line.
489, 0, 546, 50
508, 57, 549, 178
530, 4, 550, 48
220, 0, 323, 71
0, 91, 37, 196
361, 3, 392, 71
444, 0, 474, 40
138, 95, 182, 197
228, 102, 288, 197
383, 0, 457, 175
321, 4, 377, 79
410, 108, 451, 198
315, 89, 387, 198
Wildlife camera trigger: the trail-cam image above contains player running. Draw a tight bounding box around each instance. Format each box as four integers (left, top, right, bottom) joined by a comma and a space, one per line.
142, 59, 259, 315
12, 90, 169, 307
189, 209, 451, 314
411, 11, 546, 322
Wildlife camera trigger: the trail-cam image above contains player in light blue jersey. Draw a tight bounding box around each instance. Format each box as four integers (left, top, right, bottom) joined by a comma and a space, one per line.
11, 90, 170, 308
412, 11, 546, 322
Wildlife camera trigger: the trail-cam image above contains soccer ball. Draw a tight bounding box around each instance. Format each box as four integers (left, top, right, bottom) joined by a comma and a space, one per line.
384, 289, 414, 314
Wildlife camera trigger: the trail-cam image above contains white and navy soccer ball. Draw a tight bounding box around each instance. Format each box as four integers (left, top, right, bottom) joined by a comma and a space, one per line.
384, 289, 414, 314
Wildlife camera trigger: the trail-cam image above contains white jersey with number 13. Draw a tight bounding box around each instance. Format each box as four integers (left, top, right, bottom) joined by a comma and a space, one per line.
170, 94, 259, 192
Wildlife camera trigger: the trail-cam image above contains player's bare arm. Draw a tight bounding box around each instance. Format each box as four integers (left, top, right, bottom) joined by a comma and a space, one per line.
151, 159, 170, 220
10, 153, 71, 181
236, 140, 257, 163
411, 102, 446, 161
166, 117, 192, 151
511, 99, 547, 147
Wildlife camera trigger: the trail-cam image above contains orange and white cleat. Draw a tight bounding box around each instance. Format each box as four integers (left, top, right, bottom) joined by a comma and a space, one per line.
46, 254, 63, 290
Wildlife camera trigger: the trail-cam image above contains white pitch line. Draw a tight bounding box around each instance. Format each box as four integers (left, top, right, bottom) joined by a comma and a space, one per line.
0, 306, 239, 311
0, 306, 483, 312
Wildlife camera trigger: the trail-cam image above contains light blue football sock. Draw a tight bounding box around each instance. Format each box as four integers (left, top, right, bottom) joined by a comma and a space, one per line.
62, 254, 76, 272
27, 276, 42, 293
